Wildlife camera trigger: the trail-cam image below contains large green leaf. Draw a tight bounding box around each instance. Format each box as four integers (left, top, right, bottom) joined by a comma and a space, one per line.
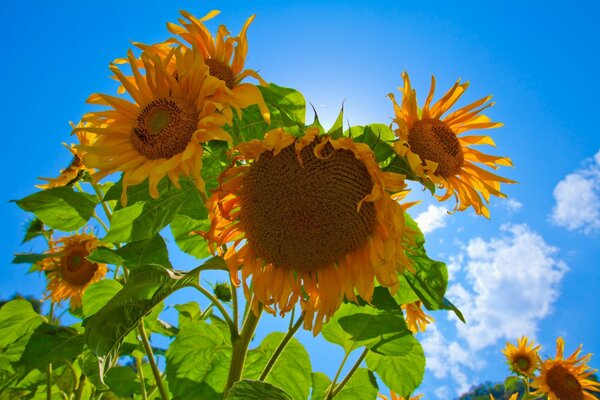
88, 235, 172, 270
11, 253, 53, 265
335, 368, 378, 400
259, 84, 306, 135
83, 259, 225, 377
310, 372, 330, 400
225, 380, 293, 400
19, 323, 85, 371
14, 187, 97, 231
0, 300, 44, 349
244, 333, 312, 400
82, 280, 123, 318
365, 336, 425, 398
104, 366, 140, 397
166, 320, 231, 400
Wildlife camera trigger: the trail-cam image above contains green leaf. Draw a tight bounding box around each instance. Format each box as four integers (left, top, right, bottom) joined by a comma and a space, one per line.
19, 323, 85, 371
79, 350, 108, 390
83, 259, 225, 377
175, 301, 203, 328
14, 187, 97, 231
88, 235, 172, 270
244, 332, 312, 400
86, 247, 124, 266
231, 104, 272, 144
225, 380, 293, 400
104, 366, 139, 396
307, 105, 325, 135
202, 140, 230, 192
310, 372, 330, 400
166, 320, 231, 400
335, 368, 378, 400
504, 375, 519, 392
0, 300, 44, 349
82, 280, 123, 318
327, 104, 344, 139
259, 84, 306, 135
11, 253, 52, 265
365, 336, 425, 398
21, 218, 49, 244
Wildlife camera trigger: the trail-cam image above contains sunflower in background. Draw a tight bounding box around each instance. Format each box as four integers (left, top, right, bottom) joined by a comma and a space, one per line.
78, 44, 233, 205
531, 337, 600, 400
203, 128, 414, 333
389, 72, 515, 218
502, 336, 541, 376
38, 232, 107, 309
402, 301, 434, 333
37, 122, 95, 189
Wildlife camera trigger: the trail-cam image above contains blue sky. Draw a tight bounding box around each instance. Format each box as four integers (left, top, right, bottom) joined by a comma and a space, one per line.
2, 1, 600, 398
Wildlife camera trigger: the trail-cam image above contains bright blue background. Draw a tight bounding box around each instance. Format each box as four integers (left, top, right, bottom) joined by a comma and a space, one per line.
2, 1, 599, 398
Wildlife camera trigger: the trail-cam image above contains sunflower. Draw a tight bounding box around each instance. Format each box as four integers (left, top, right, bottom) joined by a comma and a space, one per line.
38, 233, 107, 308
502, 336, 541, 376
37, 122, 95, 189
489, 394, 518, 400
402, 301, 434, 333
78, 45, 233, 205
378, 392, 423, 400
532, 337, 600, 400
389, 72, 515, 218
203, 128, 414, 333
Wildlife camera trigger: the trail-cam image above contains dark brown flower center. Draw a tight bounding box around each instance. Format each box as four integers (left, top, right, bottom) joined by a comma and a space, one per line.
408, 119, 464, 177
240, 141, 376, 272
60, 246, 99, 286
205, 58, 236, 89
547, 364, 584, 400
131, 97, 199, 160
514, 355, 531, 372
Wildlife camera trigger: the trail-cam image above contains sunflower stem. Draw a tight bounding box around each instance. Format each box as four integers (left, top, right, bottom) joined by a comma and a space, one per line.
62, 359, 79, 395
224, 305, 262, 395
259, 313, 304, 381
192, 283, 237, 335
92, 212, 110, 234
136, 356, 148, 400
46, 302, 55, 400
138, 322, 169, 400
325, 351, 351, 400
330, 348, 369, 398
91, 182, 113, 223
73, 374, 86, 400
231, 282, 239, 330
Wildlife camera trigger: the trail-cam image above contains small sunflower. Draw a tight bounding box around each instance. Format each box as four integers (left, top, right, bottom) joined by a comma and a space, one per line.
532, 337, 600, 400
38, 233, 107, 308
489, 394, 518, 400
378, 392, 423, 400
389, 72, 515, 218
203, 128, 414, 333
37, 123, 95, 189
402, 301, 434, 333
502, 336, 541, 376
78, 45, 233, 205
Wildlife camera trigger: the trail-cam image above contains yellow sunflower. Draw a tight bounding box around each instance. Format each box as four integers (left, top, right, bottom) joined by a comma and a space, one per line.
489, 394, 518, 400
402, 301, 434, 333
532, 337, 600, 400
78, 45, 233, 205
378, 392, 423, 400
38, 233, 107, 308
389, 72, 515, 218
128, 10, 269, 123
502, 336, 541, 376
203, 128, 414, 333
37, 123, 95, 189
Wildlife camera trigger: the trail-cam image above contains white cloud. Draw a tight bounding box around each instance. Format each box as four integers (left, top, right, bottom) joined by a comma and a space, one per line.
551, 150, 600, 234
415, 205, 449, 234
504, 198, 523, 212
422, 224, 567, 397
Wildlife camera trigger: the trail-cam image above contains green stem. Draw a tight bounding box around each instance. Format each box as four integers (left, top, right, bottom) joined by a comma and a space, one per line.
200, 304, 214, 319
224, 305, 262, 394
192, 283, 237, 335
73, 374, 86, 400
325, 352, 351, 400
330, 348, 369, 398
136, 356, 148, 400
46, 302, 55, 400
231, 283, 239, 330
138, 323, 169, 400
62, 359, 78, 395
91, 183, 113, 223
92, 212, 110, 234
259, 313, 304, 381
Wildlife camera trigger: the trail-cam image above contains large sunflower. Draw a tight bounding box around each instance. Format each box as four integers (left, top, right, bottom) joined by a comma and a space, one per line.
78, 45, 233, 205
38, 123, 95, 189
502, 336, 540, 376
532, 337, 600, 400
39, 233, 107, 308
203, 128, 413, 333
389, 72, 515, 218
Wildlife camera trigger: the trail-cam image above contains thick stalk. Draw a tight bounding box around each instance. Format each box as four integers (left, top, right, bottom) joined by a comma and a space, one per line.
330, 348, 369, 398
91, 183, 113, 223
325, 352, 351, 400
231, 283, 239, 330
46, 302, 55, 400
138, 323, 169, 400
224, 306, 262, 394
259, 314, 304, 381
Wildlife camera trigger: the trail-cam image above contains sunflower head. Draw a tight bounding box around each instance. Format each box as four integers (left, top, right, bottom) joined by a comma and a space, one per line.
389, 72, 516, 218
79, 45, 233, 205
38, 233, 107, 308
502, 336, 541, 376
532, 337, 600, 400
203, 128, 413, 333
402, 301, 434, 333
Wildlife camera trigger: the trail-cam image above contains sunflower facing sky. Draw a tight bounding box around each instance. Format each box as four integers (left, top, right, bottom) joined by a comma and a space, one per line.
502, 336, 541, 376
203, 128, 414, 333
78, 45, 233, 205
389, 72, 515, 218
38, 233, 107, 309
531, 337, 600, 400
